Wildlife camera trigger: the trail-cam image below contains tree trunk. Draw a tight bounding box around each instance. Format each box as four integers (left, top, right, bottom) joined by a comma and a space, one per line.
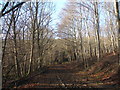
13, 12, 21, 78
94, 2, 101, 61
114, 0, 120, 65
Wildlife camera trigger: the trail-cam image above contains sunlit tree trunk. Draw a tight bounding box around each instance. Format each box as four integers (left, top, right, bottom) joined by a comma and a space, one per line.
28, 2, 36, 74
114, 0, 120, 65
94, 2, 101, 61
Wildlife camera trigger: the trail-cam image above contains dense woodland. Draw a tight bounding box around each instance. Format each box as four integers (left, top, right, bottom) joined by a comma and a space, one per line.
1, 0, 120, 88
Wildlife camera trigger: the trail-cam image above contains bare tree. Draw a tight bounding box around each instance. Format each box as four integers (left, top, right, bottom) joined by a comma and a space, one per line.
0, 2, 25, 17
93, 2, 101, 61
114, 0, 120, 65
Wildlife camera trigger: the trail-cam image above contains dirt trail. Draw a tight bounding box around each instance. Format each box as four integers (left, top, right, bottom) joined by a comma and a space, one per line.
18, 62, 80, 88
17, 60, 119, 88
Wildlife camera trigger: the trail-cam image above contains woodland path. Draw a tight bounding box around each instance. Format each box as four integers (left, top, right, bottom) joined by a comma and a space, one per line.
18, 61, 81, 88
17, 61, 119, 89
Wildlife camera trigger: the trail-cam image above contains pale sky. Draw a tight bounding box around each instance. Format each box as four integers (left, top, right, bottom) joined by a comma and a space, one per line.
51, 0, 66, 28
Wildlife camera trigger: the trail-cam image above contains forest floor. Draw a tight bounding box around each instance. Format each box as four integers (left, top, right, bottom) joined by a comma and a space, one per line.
3, 53, 120, 89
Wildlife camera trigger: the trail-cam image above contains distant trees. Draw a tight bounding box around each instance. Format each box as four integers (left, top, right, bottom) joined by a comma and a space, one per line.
2, 1, 55, 82
57, 1, 119, 68
57, 1, 81, 62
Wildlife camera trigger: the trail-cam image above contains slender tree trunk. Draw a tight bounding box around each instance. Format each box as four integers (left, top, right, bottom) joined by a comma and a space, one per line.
114, 0, 120, 65
28, 2, 39, 74
88, 32, 92, 58
94, 2, 101, 61
79, 19, 85, 68
13, 12, 21, 78
28, 26, 35, 74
